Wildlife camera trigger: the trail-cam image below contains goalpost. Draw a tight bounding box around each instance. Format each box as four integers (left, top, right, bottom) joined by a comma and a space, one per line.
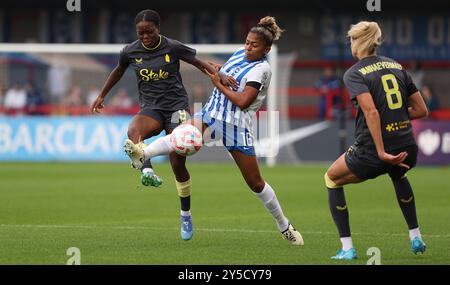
0, 43, 279, 166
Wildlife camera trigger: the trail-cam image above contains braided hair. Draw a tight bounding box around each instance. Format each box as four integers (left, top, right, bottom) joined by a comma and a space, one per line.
135, 9, 160, 27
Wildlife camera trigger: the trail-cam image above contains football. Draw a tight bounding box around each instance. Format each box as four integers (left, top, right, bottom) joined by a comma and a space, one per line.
170, 124, 203, 156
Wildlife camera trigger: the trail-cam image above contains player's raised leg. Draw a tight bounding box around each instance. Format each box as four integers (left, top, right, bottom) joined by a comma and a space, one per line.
124, 113, 163, 186
142, 133, 174, 159
138, 128, 171, 187
231, 150, 304, 246
140, 119, 206, 160
325, 153, 362, 260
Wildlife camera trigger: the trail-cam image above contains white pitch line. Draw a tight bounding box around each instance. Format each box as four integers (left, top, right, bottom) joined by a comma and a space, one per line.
0, 224, 449, 239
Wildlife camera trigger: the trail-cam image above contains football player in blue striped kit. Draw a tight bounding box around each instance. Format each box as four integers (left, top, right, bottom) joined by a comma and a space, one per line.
125, 16, 304, 246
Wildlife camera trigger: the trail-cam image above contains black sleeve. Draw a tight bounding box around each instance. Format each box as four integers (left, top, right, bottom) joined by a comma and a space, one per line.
118, 45, 130, 69
172, 40, 196, 64
404, 70, 419, 96
343, 69, 370, 100
246, 81, 262, 91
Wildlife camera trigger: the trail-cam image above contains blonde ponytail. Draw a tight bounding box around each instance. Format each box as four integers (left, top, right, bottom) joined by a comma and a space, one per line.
347, 21, 382, 58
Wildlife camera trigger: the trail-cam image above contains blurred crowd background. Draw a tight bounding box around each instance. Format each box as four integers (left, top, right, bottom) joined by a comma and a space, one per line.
0, 0, 449, 164
0, 0, 448, 119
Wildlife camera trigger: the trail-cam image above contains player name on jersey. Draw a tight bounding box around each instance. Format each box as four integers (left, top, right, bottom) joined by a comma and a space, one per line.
358, 61, 403, 75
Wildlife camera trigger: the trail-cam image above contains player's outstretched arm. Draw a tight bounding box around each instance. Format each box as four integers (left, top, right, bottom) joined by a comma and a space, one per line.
205, 69, 258, 109
408, 91, 429, 120
91, 65, 126, 113
191, 57, 218, 77
356, 92, 409, 169
192, 58, 238, 89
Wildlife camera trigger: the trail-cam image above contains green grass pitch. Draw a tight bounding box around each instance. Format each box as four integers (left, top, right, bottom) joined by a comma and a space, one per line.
0, 162, 449, 265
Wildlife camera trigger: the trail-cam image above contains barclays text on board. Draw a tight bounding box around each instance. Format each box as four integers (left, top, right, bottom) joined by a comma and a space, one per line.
0, 116, 165, 162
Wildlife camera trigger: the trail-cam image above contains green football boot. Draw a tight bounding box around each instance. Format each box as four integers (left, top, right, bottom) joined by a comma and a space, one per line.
141, 171, 163, 187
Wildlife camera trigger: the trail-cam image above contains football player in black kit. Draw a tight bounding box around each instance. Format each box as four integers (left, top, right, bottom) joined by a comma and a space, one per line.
91, 10, 217, 241
324, 21, 429, 260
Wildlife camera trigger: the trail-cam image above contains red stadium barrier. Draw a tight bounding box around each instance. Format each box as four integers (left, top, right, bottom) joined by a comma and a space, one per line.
0, 99, 448, 120
430, 109, 450, 120
287, 87, 357, 120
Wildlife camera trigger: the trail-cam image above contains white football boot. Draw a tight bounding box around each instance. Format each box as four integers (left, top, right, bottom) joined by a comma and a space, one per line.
282, 224, 304, 246
123, 139, 146, 169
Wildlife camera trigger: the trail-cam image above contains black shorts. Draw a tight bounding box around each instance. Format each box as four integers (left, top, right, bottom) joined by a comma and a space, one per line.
345, 144, 418, 180
138, 108, 189, 130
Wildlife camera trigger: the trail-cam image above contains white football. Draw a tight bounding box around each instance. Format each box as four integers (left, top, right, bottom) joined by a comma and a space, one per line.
170, 124, 202, 156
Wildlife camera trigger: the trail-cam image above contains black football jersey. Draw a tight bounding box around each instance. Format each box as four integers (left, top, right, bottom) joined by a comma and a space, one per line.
119, 35, 196, 111
343, 55, 418, 150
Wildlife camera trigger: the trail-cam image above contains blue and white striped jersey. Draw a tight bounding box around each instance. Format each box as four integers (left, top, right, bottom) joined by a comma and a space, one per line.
203, 48, 272, 129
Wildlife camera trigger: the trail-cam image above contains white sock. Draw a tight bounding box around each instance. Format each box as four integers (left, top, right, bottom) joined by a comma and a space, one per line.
340, 237, 353, 251
255, 183, 289, 232
143, 134, 174, 160
180, 210, 191, 217
409, 227, 421, 241
142, 168, 154, 175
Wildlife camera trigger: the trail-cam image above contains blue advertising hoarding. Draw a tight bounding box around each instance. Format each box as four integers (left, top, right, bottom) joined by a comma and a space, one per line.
0, 116, 165, 162
321, 15, 450, 60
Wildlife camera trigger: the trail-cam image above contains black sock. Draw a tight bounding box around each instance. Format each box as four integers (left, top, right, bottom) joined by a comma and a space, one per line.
328, 187, 351, 237
392, 177, 418, 229
180, 196, 190, 212
140, 159, 153, 173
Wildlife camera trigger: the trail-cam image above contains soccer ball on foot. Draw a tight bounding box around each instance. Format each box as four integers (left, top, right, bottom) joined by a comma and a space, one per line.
170, 124, 202, 156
